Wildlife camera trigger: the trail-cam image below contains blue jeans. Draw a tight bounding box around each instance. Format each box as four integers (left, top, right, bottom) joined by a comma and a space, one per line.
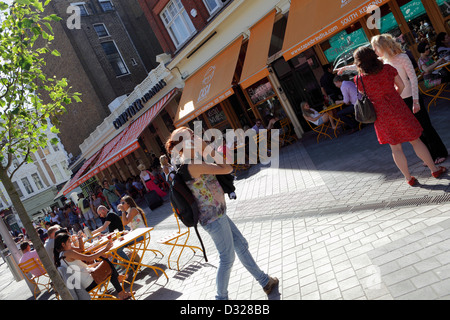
202, 215, 269, 300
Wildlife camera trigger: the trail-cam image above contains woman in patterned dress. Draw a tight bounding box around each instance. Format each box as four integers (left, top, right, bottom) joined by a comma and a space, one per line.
165, 127, 278, 300
353, 47, 446, 186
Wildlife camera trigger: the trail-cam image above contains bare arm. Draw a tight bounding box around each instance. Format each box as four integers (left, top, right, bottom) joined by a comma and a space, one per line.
64, 240, 113, 262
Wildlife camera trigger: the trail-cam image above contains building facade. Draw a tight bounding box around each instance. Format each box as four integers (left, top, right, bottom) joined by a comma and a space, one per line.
61, 0, 450, 196
0, 125, 72, 222
43, 0, 163, 161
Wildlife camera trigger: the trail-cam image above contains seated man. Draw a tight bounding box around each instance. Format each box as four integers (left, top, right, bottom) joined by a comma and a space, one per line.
19, 241, 46, 277
92, 205, 124, 234
252, 119, 265, 133
333, 75, 360, 133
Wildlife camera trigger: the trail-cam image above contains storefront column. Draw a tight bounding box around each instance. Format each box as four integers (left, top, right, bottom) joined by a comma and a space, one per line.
421, 0, 450, 34
267, 67, 304, 138
388, 0, 419, 58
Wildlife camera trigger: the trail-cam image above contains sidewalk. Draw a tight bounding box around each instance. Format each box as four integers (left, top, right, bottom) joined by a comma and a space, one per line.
1, 97, 449, 300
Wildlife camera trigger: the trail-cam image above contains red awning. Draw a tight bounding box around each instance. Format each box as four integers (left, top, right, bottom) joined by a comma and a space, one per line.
63, 130, 128, 195
95, 88, 178, 172
62, 88, 178, 195
60, 149, 102, 195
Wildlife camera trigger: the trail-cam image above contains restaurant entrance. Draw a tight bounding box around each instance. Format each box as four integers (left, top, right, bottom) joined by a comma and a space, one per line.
271, 52, 324, 132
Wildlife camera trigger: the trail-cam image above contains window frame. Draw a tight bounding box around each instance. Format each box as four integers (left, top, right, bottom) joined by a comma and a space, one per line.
160, 0, 196, 49
93, 23, 110, 38
98, 0, 114, 12
71, 2, 89, 16
100, 40, 130, 77
202, 0, 222, 15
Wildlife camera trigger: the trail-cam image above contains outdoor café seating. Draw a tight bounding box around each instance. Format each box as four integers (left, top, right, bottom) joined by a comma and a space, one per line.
19, 258, 59, 300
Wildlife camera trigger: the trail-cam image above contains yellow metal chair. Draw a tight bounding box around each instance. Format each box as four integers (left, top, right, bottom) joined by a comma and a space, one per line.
19, 258, 57, 300
278, 118, 298, 146
417, 74, 450, 111
304, 116, 333, 144
88, 277, 118, 300
157, 206, 204, 271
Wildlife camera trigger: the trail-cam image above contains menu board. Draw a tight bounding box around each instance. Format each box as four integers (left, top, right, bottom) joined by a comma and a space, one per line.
246, 78, 275, 105
206, 105, 227, 127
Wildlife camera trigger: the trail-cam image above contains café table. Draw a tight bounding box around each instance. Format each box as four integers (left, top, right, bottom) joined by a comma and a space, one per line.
434, 61, 450, 72
319, 103, 344, 137
107, 227, 168, 299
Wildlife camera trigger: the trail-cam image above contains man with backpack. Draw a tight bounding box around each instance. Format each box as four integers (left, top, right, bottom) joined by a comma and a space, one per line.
77, 193, 97, 230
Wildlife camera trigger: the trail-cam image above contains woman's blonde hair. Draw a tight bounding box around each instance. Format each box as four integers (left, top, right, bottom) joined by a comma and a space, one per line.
300, 102, 313, 117
371, 34, 404, 57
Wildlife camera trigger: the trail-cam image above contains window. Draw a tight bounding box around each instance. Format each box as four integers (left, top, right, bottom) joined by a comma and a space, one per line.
32, 173, 45, 190
203, 0, 222, 14
51, 164, 64, 182
100, 41, 129, 76
72, 2, 89, 16
21, 177, 34, 195
99, 0, 114, 12
94, 24, 109, 37
12, 182, 23, 198
160, 0, 196, 48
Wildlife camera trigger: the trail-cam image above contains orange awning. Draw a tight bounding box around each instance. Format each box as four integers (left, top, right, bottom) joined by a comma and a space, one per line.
239, 10, 276, 89
282, 0, 390, 61
174, 36, 243, 128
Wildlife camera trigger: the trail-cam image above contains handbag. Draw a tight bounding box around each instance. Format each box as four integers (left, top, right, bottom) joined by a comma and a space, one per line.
90, 257, 112, 284
354, 75, 377, 124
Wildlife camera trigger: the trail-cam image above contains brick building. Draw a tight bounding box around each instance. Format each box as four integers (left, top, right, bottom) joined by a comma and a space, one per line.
42, 0, 163, 161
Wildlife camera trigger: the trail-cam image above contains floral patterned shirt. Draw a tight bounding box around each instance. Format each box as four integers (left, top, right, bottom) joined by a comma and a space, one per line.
127, 208, 146, 230
185, 174, 226, 226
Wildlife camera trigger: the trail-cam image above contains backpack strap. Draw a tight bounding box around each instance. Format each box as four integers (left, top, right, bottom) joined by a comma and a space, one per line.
178, 164, 193, 182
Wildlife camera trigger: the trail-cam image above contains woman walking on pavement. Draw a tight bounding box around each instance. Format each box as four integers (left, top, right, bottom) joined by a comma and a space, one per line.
370, 34, 448, 165
165, 127, 278, 300
353, 47, 446, 186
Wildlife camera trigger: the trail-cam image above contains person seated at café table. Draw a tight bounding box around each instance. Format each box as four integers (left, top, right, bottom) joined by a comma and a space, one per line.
435, 32, 450, 61
118, 196, 147, 232
417, 41, 449, 88
92, 205, 124, 235
301, 101, 336, 129
252, 119, 265, 133
53, 232, 133, 300
333, 75, 360, 133
19, 241, 46, 277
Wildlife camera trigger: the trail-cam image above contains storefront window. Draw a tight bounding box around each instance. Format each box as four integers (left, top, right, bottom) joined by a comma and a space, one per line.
322, 22, 368, 68
436, 0, 450, 19
396, 0, 432, 41
205, 104, 227, 128
245, 78, 285, 121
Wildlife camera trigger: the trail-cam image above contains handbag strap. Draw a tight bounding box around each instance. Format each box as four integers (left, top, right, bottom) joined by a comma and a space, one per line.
356, 75, 368, 95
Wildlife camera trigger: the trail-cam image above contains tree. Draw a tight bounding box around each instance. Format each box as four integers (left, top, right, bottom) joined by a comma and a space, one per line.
0, 0, 81, 300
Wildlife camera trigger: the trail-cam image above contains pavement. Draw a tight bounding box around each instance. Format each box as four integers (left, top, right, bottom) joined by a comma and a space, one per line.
1, 95, 449, 301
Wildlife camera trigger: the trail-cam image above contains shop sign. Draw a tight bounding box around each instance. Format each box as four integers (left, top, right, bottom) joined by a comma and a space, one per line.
113, 79, 167, 130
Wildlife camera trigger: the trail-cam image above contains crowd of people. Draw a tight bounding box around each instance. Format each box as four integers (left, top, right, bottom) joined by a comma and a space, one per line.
305, 28, 448, 186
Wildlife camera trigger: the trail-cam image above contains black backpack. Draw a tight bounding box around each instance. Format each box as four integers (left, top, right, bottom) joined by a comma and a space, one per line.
169, 164, 208, 262
82, 198, 90, 209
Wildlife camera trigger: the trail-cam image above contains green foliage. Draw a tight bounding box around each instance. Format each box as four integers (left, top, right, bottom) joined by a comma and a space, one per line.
0, 0, 81, 176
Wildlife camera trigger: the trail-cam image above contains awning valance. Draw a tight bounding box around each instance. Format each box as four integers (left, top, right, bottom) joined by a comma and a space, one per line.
282, 0, 390, 61
174, 36, 243, 128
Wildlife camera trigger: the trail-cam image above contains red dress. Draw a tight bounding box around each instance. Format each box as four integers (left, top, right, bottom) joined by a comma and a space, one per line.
355, 64, 422, 145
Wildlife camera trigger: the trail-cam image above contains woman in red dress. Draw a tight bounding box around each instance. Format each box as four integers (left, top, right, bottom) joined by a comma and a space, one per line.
353, 47, 446, 186
137, 163, 167, 198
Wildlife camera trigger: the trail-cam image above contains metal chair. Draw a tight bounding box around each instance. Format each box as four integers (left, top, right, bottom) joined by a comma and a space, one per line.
304, 116, 333, 144
278, 118, 298, 146
19, 258, 57, 300
417, 74, 450, 111
157, 206, 204, 271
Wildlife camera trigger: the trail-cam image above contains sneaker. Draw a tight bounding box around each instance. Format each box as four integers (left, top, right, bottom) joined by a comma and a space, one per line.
263, 276, 279, 295
228, 192, 237, 200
